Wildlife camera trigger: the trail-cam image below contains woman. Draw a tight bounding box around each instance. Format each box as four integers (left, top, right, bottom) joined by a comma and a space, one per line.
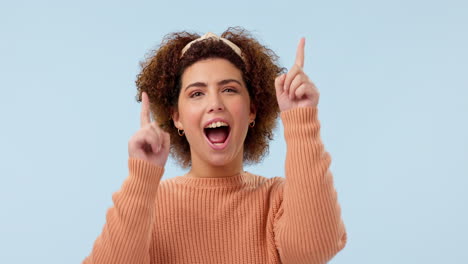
83, 27, 347, 264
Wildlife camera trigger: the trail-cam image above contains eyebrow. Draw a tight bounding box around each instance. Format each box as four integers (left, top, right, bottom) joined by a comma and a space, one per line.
184, 79, 243, 91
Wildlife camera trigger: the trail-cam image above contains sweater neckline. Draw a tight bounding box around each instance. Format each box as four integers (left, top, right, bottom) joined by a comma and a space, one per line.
173, 171, 251, 188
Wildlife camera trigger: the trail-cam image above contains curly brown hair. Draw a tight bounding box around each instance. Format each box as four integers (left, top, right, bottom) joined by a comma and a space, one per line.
135, 26, 286, 168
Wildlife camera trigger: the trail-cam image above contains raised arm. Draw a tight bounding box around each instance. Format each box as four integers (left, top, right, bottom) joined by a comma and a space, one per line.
83, 91, 170, 263
274, 107, 347, 263
83, 159, 164, 264
272, 39, 347, 263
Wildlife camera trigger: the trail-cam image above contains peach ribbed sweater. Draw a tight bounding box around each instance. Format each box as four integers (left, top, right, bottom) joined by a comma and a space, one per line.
83, 107, 347, 264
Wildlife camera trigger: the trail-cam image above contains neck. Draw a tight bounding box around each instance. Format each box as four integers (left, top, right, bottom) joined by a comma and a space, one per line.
188, 152, 244, 179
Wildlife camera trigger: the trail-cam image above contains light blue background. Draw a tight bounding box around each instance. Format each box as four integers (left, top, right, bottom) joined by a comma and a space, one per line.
1, 0, 467, 263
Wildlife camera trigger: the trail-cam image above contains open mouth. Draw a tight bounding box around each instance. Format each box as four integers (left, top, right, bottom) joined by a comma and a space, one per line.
203, 121, 231, 148
204, 125, 230, 144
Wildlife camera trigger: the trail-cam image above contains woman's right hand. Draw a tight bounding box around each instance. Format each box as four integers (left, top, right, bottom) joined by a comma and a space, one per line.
128, 92, 170, 168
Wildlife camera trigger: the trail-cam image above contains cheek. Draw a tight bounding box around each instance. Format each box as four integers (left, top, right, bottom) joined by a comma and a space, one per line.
179, 103, 203, 131
231, 98, 252, 124
179, 108, 201, 147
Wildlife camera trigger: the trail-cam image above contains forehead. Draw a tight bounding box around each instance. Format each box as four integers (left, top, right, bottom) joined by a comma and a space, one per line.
181, 58, 244, 85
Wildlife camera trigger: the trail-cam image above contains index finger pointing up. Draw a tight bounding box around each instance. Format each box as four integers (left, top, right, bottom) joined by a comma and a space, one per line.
140, 91, 151, 127
295, 37, 305, 68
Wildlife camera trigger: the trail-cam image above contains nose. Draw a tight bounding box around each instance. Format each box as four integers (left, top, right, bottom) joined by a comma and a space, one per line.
207, 93, 225, 113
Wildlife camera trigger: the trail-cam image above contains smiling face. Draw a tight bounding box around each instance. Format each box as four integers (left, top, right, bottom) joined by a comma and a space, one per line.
172, 58, 256, 168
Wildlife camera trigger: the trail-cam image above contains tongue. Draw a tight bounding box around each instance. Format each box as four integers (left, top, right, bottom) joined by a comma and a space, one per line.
206, 127, 228, 143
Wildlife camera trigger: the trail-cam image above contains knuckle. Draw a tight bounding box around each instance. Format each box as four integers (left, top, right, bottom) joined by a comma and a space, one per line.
151, 122, 161, 131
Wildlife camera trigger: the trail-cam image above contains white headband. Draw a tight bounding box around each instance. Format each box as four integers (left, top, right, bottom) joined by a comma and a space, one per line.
180, 32, 246, 62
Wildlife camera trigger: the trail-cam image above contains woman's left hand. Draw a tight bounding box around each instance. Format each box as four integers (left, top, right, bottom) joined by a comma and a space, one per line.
275, 38, 320, 112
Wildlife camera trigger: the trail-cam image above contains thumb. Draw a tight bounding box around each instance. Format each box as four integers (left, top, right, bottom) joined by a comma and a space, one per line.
274, 74, 286, 97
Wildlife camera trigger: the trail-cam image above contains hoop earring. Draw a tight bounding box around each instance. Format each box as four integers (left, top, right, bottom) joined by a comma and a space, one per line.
249, 120, 255, 128
177, 128, 185, 136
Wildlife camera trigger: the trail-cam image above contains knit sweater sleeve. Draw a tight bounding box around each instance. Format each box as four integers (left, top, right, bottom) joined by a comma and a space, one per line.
273, 107, 347, 264
82, 158, 164, 264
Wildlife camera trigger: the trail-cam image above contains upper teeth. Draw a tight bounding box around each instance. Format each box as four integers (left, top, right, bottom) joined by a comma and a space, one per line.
206, 121, 229, 128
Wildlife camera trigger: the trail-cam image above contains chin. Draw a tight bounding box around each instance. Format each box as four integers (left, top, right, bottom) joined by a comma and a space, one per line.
205, 154, 234, 167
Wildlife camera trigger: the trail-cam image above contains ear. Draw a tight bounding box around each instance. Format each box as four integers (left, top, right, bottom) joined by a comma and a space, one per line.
172, 109, 183, 130
249, 103, 257, 122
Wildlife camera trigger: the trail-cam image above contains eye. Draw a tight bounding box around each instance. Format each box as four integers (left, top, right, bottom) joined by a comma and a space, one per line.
190, 91, 203, 98
223, 87, 238, 93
